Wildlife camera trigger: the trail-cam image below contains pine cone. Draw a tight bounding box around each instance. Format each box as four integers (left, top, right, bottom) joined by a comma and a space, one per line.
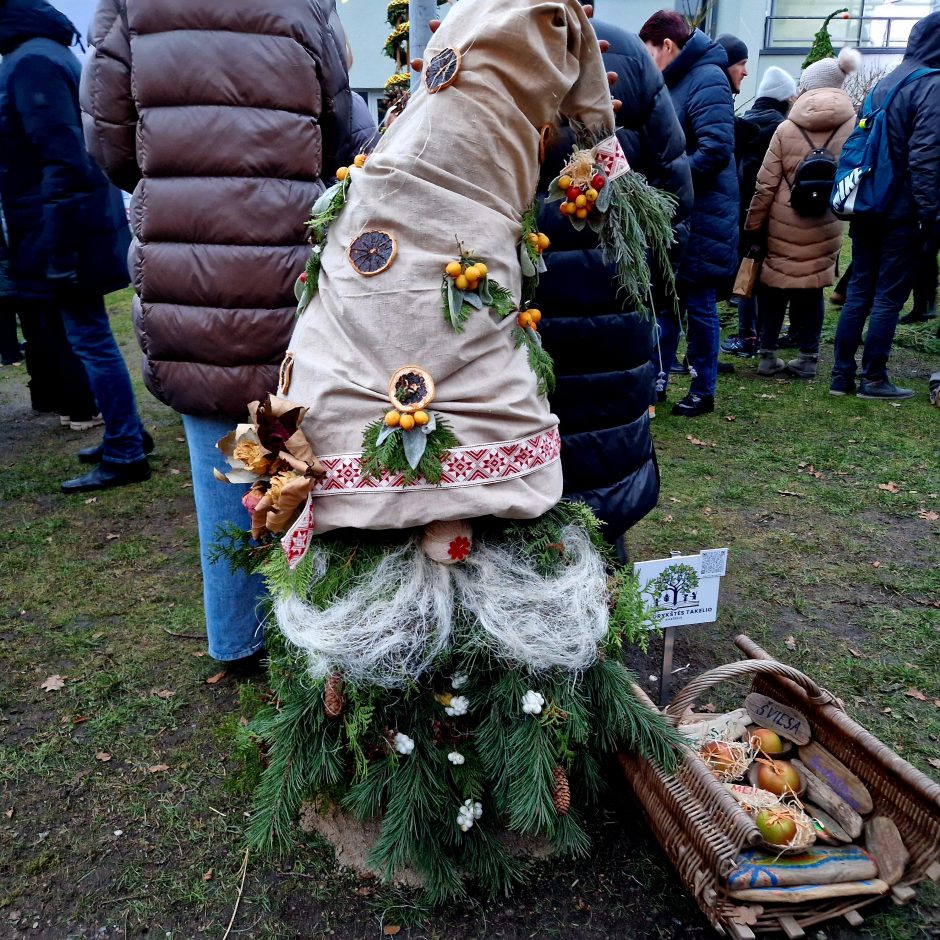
323, 673, 345, 718
551, 765, 570, 816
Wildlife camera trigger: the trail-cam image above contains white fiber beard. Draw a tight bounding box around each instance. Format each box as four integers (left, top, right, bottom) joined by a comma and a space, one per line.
452, 524, 609, 672
273, 525, 610, 686
274, 544, 455, 688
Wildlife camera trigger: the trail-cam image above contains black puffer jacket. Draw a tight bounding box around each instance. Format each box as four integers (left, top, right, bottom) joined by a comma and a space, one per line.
0, 0, 130, 301
872, 12, 940, 228
737, 97, 789, 228
536, 22, 693, 540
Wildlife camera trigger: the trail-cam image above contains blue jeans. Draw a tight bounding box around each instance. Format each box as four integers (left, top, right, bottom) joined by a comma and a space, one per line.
658, 285, 719, 397
183, 414, 266, 661
833, 222, 919, 383
59, 292, 145, 463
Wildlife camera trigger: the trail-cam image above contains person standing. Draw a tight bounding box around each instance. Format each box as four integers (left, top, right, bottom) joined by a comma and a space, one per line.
831, 13, 940, 400
723, 66, 797, 357
640, 11, 739, 417
536, 19, 693, 543
0, 0, 149, 490
82, 0, 358, 666
744, 50, 858, 379
716, 33, 748, 95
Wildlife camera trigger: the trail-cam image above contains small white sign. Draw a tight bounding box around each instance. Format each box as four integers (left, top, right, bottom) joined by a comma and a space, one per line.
634, 549, 728, 628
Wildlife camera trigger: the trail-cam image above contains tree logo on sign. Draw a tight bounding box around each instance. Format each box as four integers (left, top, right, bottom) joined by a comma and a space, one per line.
644, 563, 700, 610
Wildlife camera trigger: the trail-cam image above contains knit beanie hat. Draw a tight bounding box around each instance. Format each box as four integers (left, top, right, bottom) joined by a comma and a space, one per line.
717, 33, 748, 66
757, 66, 797, 102
799, 47, 861, 91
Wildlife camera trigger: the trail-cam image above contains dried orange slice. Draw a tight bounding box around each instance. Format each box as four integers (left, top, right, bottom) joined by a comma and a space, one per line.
348, 230, 397, 276
425, 48, 461, 94
388, 366, 435, 413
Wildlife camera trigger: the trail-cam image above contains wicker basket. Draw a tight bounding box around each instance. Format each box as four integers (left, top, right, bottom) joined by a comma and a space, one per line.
620, 634, 940, 938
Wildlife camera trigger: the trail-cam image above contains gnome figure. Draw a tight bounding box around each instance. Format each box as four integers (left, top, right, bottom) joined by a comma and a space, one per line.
278, 0, 615, 538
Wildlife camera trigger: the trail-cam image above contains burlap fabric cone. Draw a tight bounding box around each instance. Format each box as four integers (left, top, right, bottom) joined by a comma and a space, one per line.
283, 0, 613, 533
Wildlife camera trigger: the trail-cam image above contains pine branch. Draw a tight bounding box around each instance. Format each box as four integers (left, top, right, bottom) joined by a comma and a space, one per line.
513, 326, 555, 396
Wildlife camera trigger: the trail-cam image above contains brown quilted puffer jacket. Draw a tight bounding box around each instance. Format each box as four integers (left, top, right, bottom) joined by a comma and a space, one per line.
81, 0, 353, 417
745, 87, 855, 290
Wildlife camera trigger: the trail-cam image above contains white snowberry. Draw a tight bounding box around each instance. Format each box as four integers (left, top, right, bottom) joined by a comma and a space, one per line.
451, 674, 469, 690
393, 732, 415, 755
472, 801, 483, 819
445, 694, 469, 717
522, 690, 545, 715
447, 751, 465, 766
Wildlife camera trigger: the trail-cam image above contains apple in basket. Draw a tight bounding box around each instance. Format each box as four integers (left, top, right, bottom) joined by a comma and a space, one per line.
750, 728, 785, 755
700, 740, 738, 776
756, 759, 801, 796
756, 807, 798, 846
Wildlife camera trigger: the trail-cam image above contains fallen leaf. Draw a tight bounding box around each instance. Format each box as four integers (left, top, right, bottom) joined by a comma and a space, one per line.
777, 490, 806, 498
193, 651, 206, 658
759, 393, 777, 399
83, 497, 97, 504
71, 715, 89, 725
147, 763, 170, 773
95, 751, 112, 762
202, 868, 214, 882
928, 758, 940, 770
905, 688, 928, 702
700, 703, 717, 713
169, 468, 181, 475
239, 716, 249, 727
872, 560, 881, 568
848, 647, 862, 658
784, 635, 797, 651
724, 415, 737, 422
106, 532, 120, 540
881, 707, 892, 715
175, 436, 185, 443
206, 671, 226, 685
933, 700, 940, 709
663, 514, 674, 523
878, 481, 900, 493
4, 808, 13, 819
686, 435, 715, 448
383, 927, 401, 937
40, 675, 66, 692
917, 509, 939, 522
153, 689, 174, 699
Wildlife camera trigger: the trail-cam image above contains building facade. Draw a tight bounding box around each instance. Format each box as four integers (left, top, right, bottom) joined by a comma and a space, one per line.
342, 0, 938, 115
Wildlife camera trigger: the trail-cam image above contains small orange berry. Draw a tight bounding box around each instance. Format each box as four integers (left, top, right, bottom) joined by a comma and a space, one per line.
559, 202, 571, 215
445, 261, 462, 278
399, 413, 416, 431
336, 166, 349, 181
475, 262, 488, 277
576, 208, 588, 219
384, 410, 401, 427
517, 312, 533, 328
536, 233, 550, 251
528, 233, 539, 246
464, 264, 480, 281
413, 410, 430, 426
575, 194, 587, 208
528, 308, 542, 325
455, 274, 469, 290
353, 153, 367, 168
585, 188, 598, 202
558, 175, 573, 190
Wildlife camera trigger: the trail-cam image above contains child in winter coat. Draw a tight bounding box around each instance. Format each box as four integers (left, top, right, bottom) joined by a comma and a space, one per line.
744, 48, 859, 378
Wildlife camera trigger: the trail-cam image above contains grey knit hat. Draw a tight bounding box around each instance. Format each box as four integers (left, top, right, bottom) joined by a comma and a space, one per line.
757, 66, 797, 102
800, 47, 861, 91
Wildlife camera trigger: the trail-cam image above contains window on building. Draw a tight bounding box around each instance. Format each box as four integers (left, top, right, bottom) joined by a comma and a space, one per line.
767, 0, 931, 49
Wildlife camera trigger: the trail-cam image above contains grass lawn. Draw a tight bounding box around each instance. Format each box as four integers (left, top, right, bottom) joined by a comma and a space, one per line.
0, 285, 937, 939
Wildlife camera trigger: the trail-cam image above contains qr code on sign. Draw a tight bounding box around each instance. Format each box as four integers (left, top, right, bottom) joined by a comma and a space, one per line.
699, 548, 728, 578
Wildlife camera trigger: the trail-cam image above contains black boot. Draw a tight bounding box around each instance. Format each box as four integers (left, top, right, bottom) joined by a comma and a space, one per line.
671, 393, 715, 417
60, 459, 152, 493
79, 429, 155, 464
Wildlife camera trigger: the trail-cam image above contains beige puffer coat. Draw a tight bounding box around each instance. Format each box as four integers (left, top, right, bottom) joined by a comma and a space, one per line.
81, 0, 354, 417
745, 88, 855, 289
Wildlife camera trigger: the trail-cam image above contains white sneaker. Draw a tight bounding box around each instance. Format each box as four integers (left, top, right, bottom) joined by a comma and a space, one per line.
69, 414, 104, 431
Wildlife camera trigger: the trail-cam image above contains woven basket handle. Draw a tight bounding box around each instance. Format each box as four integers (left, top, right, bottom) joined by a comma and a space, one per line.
664, 659, 840, 720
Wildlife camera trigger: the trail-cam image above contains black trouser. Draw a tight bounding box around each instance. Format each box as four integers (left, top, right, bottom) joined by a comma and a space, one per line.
18, 303, 97, 417
911, 250, 938, 317
758, 286, 824, 354
0, 302, 22, 363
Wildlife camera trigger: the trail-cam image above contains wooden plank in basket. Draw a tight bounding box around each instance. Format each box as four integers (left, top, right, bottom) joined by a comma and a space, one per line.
729, 878, 888, 903
798, 741, 873, 815
745, 693, 811, 745
792, 759, 863, 839
865, 816, 910, 886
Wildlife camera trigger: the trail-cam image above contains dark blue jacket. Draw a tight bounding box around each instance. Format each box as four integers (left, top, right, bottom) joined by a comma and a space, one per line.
738, 97, 789, 229
663, 28, 739, 286
0, 0, 130, 301
536, 23, 693, 540
870, 12, 940, 228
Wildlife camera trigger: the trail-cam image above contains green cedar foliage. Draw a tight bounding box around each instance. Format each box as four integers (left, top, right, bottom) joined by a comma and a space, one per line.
513, 326, 556, 397
222, 504, 684, 904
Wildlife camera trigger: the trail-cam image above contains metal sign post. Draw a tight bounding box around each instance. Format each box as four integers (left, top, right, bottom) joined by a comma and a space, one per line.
660, 625, 677, 708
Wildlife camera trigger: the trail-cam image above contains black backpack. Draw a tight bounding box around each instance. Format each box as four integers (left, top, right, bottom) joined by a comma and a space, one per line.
787, 126, 839, 217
